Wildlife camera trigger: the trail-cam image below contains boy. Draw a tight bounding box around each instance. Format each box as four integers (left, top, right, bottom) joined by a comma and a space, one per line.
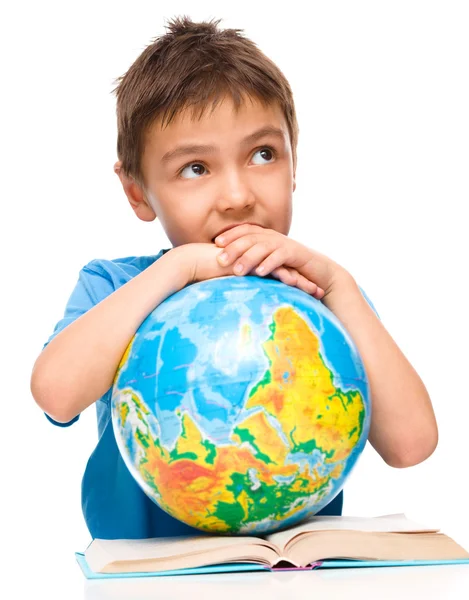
30, 16, 438, 540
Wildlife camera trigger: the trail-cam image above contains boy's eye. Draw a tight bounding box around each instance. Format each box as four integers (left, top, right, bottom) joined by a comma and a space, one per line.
179, 163, 207, 179
178, 146, 277, 180
251, 147, 275, 165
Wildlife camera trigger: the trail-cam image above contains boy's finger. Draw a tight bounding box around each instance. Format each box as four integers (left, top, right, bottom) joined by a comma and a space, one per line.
295, 272, 323, 297
230, 242, 275, 276
269, 265, 296, 286
290, 269, 325, 298
253, 247, 288, 276
271, 266, 323, 298
214, 224, 267, 246
217, 233, 269, 267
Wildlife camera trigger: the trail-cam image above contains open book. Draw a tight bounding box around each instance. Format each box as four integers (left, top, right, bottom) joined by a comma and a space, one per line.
77, 514, 469, 578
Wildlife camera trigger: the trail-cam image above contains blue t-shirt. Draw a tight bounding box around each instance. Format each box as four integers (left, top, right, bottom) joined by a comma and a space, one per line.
43, 249, 379, 540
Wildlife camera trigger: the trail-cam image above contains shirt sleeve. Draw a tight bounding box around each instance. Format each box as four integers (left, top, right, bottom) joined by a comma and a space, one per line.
42, 261, 116, 427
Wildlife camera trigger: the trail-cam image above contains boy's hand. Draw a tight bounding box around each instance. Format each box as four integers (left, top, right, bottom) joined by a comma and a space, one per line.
173, 242, 326, 297
214, 225, 348, 300
175, 243, 239, 285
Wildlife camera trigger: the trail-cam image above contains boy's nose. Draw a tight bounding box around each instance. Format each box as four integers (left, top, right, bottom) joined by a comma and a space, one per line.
216, 172, 256, 212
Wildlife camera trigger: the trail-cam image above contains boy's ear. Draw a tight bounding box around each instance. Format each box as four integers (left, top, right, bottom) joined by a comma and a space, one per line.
113, 161, 156, 222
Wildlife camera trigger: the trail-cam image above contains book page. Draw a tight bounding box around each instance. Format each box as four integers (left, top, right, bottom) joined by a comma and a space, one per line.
85, 534, 278, 573
287, 530, 469, 566
265, 513, 440, 552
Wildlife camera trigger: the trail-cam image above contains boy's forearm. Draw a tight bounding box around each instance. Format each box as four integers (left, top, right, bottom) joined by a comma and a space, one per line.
30, 248, 189, 424
323, 273, 438, 468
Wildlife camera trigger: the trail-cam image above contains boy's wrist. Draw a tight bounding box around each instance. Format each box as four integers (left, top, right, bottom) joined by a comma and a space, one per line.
155, 244, 194, 292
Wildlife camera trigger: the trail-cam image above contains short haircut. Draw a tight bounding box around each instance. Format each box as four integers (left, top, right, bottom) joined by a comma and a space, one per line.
112, 16, 299, 187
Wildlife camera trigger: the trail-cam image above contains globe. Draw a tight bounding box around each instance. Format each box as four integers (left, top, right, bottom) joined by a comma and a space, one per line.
111, 275, 371, 535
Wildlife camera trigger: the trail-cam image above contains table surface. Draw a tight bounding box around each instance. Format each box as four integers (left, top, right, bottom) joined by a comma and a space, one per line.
16, 559, 469, 600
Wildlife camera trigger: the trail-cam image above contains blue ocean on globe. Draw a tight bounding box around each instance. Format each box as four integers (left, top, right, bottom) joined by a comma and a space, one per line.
112, 275, 371, 535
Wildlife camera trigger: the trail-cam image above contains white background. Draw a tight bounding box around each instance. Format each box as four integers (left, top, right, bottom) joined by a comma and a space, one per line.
2, 1, 468, 597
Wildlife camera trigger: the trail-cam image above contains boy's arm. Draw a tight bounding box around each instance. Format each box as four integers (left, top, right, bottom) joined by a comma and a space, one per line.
213, 224, 438, 469
324, 271, 438, 468
30, 244, 232, 424
31, 248, 185, 423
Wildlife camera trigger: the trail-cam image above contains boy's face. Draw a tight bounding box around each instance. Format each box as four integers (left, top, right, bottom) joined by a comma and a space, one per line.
116, 95, 296, 247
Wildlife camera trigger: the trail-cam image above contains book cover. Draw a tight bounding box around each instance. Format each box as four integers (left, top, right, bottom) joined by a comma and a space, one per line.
75, 552, 469, 579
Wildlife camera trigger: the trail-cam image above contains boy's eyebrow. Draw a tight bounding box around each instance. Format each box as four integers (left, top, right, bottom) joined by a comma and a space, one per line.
160, 126, 286, 165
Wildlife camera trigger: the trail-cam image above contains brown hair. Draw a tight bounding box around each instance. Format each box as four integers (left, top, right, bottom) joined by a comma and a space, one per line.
112, 15, 299, 187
